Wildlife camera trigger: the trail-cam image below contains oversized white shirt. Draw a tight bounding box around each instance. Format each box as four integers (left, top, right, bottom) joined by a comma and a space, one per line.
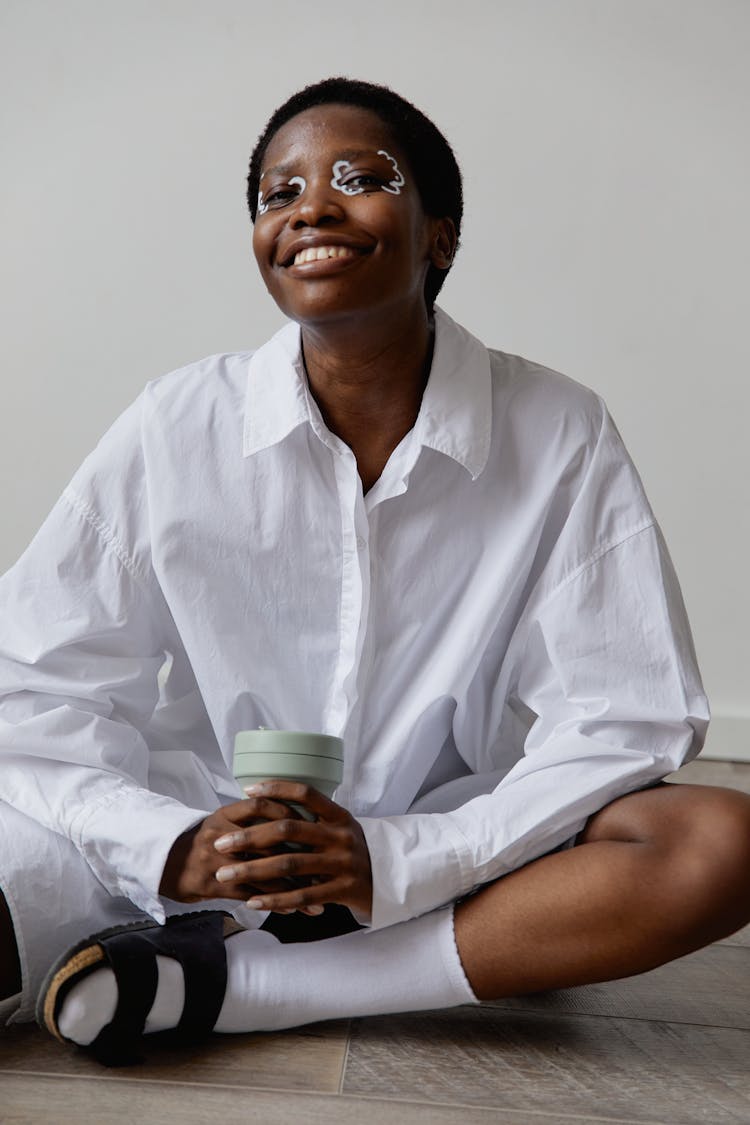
0, 308, 708, 931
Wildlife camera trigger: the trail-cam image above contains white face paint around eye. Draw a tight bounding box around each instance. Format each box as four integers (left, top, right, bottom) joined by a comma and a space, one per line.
257, 174, 307, 215
377, 151, 406, 195
330, 160, 362, 195
329, 151, 407, 196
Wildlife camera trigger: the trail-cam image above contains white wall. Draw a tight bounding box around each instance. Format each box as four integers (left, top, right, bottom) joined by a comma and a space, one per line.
2, 0, 748, 758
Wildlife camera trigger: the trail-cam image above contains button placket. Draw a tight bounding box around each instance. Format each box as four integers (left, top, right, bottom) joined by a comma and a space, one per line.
324, 452, 371, 746
340, 523, 383, 812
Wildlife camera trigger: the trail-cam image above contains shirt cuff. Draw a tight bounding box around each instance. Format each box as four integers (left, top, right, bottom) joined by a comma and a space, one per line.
355, 811, 475, 930
72, 785, 210, 922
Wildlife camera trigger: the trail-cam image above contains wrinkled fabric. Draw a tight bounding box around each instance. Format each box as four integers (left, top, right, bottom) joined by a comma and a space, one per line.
0, 796, 270, 1025
0, 308, 708, 936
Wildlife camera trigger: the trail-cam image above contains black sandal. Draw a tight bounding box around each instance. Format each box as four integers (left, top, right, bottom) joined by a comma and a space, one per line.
37, 910, 239, 1066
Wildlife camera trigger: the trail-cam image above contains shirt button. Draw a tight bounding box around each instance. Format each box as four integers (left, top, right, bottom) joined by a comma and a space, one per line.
355, 535, 366, 551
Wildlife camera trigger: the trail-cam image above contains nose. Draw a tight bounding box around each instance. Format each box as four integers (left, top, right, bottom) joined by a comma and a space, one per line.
290, 177, 345, 229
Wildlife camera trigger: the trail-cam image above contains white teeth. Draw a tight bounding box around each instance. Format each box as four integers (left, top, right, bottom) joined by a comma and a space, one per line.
293, 245, 357, 266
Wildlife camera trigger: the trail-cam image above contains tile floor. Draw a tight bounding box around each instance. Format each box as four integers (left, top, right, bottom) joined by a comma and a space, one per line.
2, 757, 749, 1124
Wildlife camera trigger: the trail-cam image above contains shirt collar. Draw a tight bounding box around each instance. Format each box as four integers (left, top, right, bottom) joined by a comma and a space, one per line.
243, 320, 310, 456
414, 307, 492, 480
243, 307, 493, 479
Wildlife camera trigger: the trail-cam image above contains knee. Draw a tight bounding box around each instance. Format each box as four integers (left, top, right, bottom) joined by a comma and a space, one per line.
669, 787, 750, 923
685, 786, 750, 860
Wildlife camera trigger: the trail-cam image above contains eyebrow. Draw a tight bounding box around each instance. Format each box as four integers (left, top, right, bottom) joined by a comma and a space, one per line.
260, 149, 391, 180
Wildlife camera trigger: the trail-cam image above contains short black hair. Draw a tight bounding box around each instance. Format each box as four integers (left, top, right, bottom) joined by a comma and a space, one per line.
247, 77, 463, 309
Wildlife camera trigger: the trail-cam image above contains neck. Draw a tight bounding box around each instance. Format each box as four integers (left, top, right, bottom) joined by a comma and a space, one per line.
300, 304, 435, 490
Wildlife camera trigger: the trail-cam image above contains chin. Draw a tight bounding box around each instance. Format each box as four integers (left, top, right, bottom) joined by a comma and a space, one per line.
272, 291, 383, 327
270, 281, 425, 330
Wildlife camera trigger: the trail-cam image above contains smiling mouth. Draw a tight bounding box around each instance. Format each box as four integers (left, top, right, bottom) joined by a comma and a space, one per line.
284, 244, 369, 267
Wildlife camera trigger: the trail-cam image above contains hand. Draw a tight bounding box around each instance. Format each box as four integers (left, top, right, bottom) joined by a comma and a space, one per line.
159, 794, 325, 916
212, 781, 373, 922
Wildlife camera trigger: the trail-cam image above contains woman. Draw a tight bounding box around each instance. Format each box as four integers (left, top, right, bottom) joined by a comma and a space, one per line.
1, 77, 749, 1064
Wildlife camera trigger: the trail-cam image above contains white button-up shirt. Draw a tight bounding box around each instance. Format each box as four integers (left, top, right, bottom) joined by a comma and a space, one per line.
0, 309, 708, 930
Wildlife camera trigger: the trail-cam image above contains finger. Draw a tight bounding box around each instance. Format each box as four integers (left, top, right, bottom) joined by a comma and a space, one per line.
243, 781, 348, 823
209, 873, 293, 898
272, 906, 326, 916
215, 849, 337, 888
218, 795, 308, 832
206, 878, 324, 915
244, 878, 350, 914
238, 815, 333, 854
212, 797, 310, 853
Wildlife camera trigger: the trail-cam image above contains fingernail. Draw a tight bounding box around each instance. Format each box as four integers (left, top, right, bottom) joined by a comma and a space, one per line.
215, 866, 237, 882
214, 835, 235, 851
246, 898, 264, 909
244, 784, 265, 795
307, 905, 325, 916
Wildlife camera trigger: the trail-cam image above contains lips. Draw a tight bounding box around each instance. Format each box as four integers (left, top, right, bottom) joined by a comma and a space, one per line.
279, 237, 373, 268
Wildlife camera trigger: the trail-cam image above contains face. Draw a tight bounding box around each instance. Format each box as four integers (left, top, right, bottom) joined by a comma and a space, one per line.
252, 104, 451, 328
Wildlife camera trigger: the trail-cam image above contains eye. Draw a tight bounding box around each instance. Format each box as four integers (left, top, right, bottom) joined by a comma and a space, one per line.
341, 173, 384, 192
331, 155, 405, 197
265, 187, 298, 205
257, 175, 306, 213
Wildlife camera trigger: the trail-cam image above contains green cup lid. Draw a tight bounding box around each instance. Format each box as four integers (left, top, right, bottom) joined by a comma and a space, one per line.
235, 756, 344, 783
233, 751, 343, 784
233, 730, 344, 760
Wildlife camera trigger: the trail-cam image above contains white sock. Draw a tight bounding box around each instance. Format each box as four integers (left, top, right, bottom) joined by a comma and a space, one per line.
56, 904, 478, 1045
216, 903, 478, 1033
57, 954, 185, 1045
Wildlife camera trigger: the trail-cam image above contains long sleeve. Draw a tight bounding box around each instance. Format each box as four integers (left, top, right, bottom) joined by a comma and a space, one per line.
355, 405, 709, 931
0, 419, 209, 922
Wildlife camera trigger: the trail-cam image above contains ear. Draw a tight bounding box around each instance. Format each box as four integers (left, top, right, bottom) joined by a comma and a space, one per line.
428, 218, 457, 271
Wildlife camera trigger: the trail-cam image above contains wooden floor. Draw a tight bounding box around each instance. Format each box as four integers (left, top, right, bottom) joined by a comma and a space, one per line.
2, 758, 749, 1124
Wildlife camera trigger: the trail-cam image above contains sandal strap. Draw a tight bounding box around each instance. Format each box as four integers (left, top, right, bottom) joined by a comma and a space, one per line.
90, 929, 159, 1065
89, 910, 228, 1065
163, 912, 228, 1040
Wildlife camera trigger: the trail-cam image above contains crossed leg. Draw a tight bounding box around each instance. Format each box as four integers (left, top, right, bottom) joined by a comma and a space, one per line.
7, 780, 750, 1051
454, 782, 750, 1000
